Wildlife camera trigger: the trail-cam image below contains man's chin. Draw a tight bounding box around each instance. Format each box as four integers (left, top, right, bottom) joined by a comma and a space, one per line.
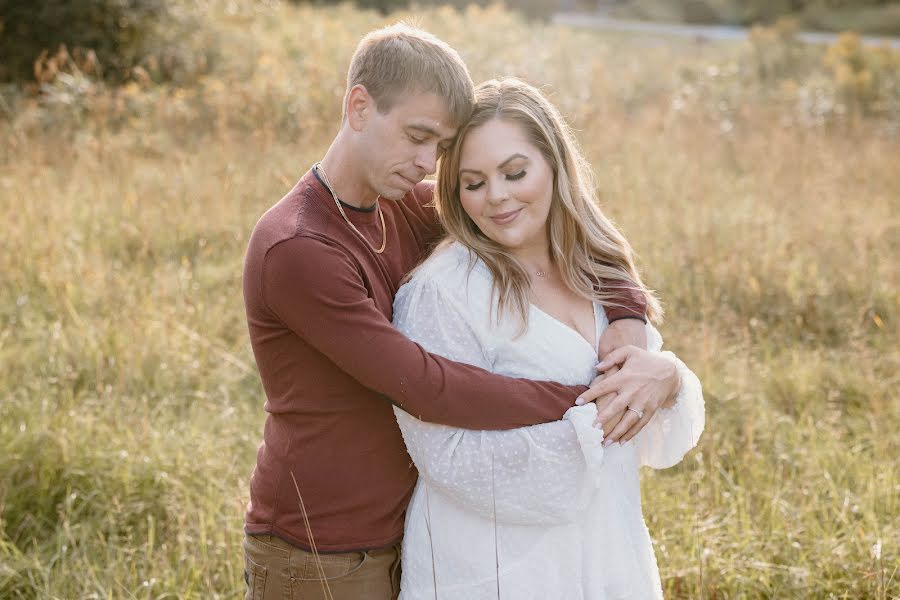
379, 186, 411, 201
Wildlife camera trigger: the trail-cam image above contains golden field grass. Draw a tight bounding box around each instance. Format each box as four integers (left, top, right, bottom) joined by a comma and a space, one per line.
0, 2, 897, 598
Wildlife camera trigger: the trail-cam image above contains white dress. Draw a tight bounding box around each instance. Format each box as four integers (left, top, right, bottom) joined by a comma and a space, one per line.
392, 242, 704, 600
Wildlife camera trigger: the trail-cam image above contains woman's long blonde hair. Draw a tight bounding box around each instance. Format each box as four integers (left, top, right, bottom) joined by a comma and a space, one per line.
434, 77, 663, 327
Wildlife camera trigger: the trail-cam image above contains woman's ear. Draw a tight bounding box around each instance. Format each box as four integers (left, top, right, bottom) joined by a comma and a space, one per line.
346, 84, 372, 132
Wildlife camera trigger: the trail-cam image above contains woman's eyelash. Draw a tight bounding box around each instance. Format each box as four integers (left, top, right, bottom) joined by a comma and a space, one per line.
463, 170, 526, 191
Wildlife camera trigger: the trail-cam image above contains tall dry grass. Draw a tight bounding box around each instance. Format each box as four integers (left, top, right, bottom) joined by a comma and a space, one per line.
0, 2, 897, 598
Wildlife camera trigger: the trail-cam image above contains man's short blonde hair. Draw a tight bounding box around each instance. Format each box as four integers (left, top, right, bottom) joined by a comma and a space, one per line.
345, 22, 474, 128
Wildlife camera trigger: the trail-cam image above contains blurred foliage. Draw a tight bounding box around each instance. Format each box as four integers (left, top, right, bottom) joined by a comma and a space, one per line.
824, 31, 900, 115
293, 0, 555, 21
609, 0, 900, 35
670, 18, 900, 126
0, 0, 214, 84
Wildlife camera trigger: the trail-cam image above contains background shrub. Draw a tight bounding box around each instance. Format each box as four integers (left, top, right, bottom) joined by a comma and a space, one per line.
0, 0, 207, 83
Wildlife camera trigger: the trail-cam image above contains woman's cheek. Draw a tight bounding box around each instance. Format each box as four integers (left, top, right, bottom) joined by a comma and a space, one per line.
467, 194, 490, 224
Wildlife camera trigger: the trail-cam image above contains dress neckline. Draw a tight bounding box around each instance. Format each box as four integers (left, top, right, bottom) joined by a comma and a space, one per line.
529, 301, 601, 355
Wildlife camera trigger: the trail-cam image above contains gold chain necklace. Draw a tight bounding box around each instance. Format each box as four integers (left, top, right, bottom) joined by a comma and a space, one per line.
314, 162, 386, 254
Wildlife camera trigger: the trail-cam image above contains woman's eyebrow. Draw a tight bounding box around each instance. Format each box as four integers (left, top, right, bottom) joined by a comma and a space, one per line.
498, 153, 528, 169
459, 153, 529, 176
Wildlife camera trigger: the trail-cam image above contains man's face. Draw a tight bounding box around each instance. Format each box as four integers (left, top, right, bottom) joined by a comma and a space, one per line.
359, 91, 458, 201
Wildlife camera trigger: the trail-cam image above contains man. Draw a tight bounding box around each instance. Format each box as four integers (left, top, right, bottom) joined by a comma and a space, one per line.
241, 23, 680, 600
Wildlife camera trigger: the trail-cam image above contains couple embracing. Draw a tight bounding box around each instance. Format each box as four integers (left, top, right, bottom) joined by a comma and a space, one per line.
241, 22, 704, 600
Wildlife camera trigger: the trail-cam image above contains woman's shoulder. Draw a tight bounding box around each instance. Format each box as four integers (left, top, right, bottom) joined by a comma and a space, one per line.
400, 240, 493, 304
416, 240, 490, 284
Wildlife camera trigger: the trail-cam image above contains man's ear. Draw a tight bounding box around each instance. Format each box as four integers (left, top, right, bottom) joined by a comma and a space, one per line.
346, 84, 373, 132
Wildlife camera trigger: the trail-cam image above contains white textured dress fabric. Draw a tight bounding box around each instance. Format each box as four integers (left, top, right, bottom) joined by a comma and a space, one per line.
392, 242, 704, 600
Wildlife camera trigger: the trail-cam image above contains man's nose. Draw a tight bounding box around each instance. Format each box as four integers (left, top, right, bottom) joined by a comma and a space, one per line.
414, 145, 439, 175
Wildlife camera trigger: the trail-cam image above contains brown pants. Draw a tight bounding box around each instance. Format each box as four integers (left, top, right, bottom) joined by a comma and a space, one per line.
242, 534, 401, 600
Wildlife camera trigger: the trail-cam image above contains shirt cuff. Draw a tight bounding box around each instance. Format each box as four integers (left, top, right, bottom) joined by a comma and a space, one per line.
607, 314, 648, 324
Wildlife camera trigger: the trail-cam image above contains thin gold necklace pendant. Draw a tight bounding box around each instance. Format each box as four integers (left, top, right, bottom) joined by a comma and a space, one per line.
314, 162, 387, 254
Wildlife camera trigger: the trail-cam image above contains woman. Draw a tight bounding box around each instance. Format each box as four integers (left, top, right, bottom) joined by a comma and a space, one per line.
392, 78, 704, 599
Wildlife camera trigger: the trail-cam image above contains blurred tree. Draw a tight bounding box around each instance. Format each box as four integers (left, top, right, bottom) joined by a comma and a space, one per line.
0, 0, 169, 82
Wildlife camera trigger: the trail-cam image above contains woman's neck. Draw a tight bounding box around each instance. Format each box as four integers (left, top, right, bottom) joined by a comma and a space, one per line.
511, 241, 554, 278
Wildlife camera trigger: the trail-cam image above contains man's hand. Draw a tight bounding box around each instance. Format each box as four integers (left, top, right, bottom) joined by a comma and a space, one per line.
588, 365, 625, 435
580, 345, 680, 445
598, 318, 647, 357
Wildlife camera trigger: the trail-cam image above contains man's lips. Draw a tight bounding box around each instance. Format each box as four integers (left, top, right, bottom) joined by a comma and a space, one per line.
397, 173, 420, 188
490, 208, 522, 225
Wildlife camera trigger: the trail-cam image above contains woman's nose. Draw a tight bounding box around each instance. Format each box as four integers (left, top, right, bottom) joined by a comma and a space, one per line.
486, 179, 509, 205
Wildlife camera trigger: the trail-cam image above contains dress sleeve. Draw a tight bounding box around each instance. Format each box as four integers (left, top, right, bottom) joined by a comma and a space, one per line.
632, 324, 705, 469
393, 271, 607, 526
262, 235, 587, 430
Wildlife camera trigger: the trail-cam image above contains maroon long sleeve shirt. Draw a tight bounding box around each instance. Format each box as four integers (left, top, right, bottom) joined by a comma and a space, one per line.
242, 170, 646, 552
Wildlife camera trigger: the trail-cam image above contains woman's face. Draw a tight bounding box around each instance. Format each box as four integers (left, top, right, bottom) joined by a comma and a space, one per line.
457, 118, 555, 253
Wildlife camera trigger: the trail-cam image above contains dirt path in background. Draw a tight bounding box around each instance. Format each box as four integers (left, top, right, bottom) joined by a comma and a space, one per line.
552, 13, 900, 48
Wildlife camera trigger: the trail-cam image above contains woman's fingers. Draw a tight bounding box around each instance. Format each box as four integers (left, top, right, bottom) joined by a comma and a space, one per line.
603, 406, 642, 445
594, 382, 637, 426
618, 411, 653, 443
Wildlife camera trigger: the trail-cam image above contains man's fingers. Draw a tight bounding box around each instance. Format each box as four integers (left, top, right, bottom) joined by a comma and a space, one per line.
576, 371, 626, 405
595, 384, 637, 420
596, 346, 631, 372
594, 408, 625, 434
597, 364, 619, 378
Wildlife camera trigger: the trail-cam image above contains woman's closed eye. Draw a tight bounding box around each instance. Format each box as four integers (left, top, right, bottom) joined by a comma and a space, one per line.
463, 170, 527, 191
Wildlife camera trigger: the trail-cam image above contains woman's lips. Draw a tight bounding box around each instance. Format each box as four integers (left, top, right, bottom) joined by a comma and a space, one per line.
490, 208, 522, 225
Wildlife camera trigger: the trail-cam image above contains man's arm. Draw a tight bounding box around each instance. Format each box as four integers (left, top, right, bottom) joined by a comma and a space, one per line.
263, 235, 585, 431
599, 317, 647, 355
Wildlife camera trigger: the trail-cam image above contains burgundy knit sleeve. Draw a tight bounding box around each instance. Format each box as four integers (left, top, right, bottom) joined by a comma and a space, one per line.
262, 235, 586, 430
600, 278, 647, 323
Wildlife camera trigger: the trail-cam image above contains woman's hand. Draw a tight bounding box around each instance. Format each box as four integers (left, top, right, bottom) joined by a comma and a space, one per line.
580, 346, 681, 445
588, 365, 625, 435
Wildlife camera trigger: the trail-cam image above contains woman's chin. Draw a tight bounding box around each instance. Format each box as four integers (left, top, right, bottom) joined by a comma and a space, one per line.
485, 234, 518, 250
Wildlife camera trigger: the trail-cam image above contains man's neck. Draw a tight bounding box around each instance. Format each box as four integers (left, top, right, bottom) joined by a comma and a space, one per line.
318, 137, 380, 210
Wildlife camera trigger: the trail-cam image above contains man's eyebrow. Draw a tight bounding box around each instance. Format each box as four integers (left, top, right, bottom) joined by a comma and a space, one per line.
407, 124, 441, 137
408, 123, 457, 143
459, 153, 529, 176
